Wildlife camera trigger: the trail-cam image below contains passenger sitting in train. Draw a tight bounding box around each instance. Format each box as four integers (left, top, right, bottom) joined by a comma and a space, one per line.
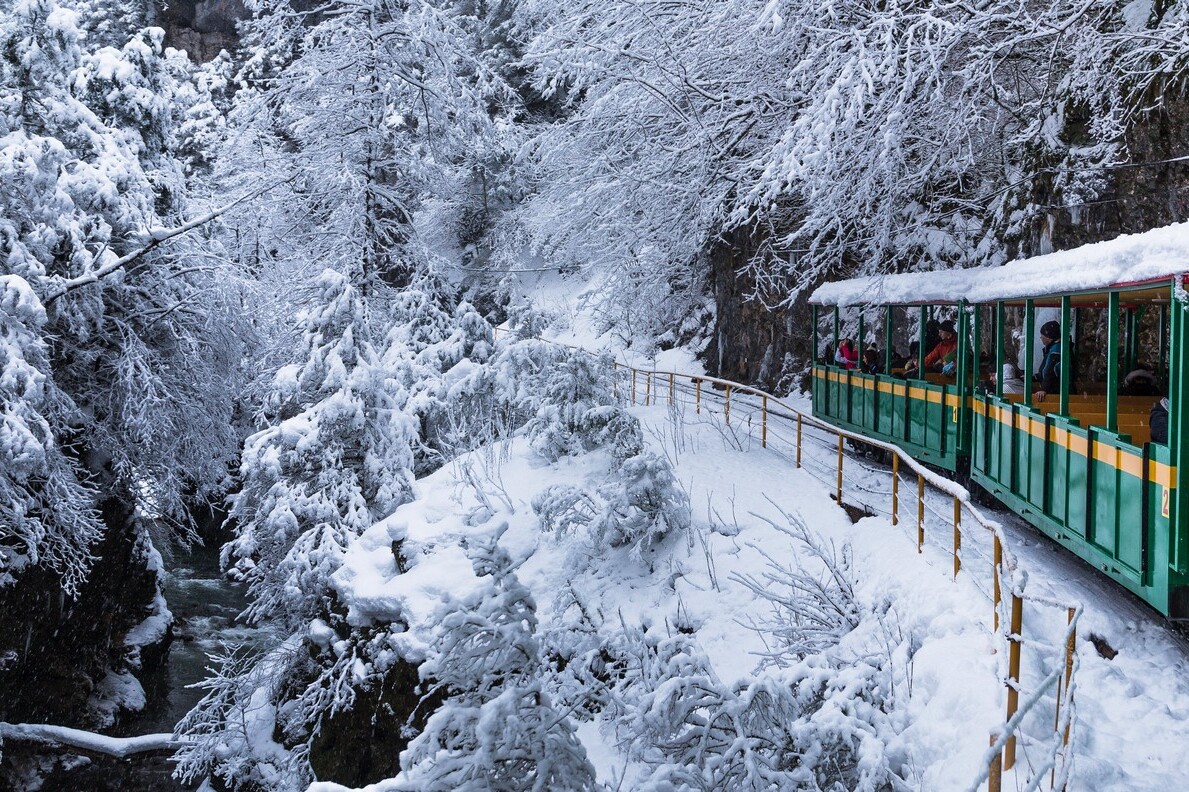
1033, 320, 1063, 401
1000, 363, 1025, 394
1151, 396, 1170, 444
861, 347, 882, 374
1121, 367, 1161, 397
834, 338, 859, 370
905, 320, 957, 376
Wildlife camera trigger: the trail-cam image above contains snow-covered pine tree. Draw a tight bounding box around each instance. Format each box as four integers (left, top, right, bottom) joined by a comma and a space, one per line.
224, 269, 416, 627
399, 537, 599, 791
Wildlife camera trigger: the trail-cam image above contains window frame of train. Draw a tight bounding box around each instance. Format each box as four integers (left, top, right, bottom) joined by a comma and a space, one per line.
811, 274, 1189, 619
810, 300, 969, 471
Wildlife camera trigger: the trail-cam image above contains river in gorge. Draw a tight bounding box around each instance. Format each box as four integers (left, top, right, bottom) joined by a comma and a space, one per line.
48, 541, 273, 791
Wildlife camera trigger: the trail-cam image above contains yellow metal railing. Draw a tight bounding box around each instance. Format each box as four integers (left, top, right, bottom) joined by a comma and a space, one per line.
606, 361, 1082, 792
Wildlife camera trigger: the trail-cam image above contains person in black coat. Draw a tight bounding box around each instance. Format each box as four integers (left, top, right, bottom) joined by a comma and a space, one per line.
1151, 397, 1170, 445
1034, 320, 1063, 402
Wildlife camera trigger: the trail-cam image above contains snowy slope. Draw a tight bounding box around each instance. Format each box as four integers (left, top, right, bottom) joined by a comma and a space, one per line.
306, 390, 1167, 790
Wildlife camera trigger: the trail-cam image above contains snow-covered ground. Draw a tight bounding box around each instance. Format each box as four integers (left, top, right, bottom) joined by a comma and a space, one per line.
305, 365, 1189, 791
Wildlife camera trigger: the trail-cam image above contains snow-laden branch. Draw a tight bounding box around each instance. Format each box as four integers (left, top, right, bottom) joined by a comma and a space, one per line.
0, 722, 187, 758
43, 178, 293, 305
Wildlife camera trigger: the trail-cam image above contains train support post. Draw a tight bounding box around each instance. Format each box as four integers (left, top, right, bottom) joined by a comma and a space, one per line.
1004, 592, 1024, 770
1107, 291, 1120, 432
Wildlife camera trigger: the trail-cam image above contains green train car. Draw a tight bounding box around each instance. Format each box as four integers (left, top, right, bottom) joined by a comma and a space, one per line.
809, 223, 1189, 619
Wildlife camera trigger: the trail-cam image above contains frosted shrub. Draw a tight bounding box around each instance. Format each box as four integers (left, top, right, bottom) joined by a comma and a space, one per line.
400, 539, 598, 791
605, 629, 906, 792
732, 507, 862, 663
532, 450, 690, 565
531, 485, 599, 536
580, 404, 644, 460
523, 348, 617, 461
591, 452, 691, 555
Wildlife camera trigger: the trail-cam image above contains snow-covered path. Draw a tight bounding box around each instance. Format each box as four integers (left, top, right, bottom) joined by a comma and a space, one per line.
636, 391, 1189, 791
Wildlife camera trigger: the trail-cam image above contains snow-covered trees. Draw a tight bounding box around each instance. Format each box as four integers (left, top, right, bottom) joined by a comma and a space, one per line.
0, 275, 100, 594
225, 270, 416, 626
0, 0, 245, 585
224, 0, 515, 291
503, 0, 1189, 336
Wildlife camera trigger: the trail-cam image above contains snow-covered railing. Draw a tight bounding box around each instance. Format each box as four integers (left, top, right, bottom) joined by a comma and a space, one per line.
609, 362, 1082, 792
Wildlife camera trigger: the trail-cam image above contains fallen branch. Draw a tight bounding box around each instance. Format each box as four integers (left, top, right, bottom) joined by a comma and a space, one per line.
43, 177, 293, 305
0, 722, 187, 759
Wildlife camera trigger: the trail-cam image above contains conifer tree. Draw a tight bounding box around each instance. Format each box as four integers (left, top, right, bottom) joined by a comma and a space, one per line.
225, 270, 416, 626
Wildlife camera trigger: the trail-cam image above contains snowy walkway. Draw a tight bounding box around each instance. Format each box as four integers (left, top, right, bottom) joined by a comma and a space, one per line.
629, 389, 1189, 791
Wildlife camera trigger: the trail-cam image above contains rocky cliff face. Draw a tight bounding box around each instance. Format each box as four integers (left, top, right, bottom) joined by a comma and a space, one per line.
703, 227, 813, 395
1028, 93, 1189, 255
157, 0, 247, 62
0, 493, 168, 732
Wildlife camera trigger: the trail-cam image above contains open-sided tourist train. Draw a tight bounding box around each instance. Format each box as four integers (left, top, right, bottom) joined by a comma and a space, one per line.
809, 223, 1189, 619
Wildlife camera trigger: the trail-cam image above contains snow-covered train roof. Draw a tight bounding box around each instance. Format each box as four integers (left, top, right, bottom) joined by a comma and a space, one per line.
810, 221, 1189, 306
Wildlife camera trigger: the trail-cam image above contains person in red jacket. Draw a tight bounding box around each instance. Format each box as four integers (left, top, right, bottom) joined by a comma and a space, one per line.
834, 338, 859, 370
905, 320, 957, 376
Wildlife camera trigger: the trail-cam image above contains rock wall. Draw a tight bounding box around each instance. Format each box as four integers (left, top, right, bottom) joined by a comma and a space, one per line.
703, 227, 814, 394
156, 0, 247, 62
0, 494, 166, 728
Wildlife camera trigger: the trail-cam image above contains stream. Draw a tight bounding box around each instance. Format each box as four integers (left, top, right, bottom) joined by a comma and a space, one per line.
49, 541, 272, 791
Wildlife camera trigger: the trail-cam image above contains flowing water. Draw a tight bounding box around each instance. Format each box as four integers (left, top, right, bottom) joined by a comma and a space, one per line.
50, 541, 272, 791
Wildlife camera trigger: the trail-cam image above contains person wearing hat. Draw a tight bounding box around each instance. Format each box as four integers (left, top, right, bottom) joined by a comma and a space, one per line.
1034, 320, 1063, 402
905, 320, 958, 376
1000, 362, 1025, 394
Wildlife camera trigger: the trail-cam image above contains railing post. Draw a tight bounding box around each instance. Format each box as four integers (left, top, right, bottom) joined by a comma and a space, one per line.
613, 362, 619, 400
725, 384, 732, 425
631, 369, 637, 404
1055, 606, 1077, 789
988, 734, 1003, 792
645, 371, 652, 406
1004, 592, 1024, 770
953, 496, 962, 579
762, 395, 768, 448
695, 378, 702, 414
891, 455, 899, 525
836, 434, 844, 503
917, 474, 925, 553
993, 534, 1003, 632
796, 414, 803, 468
669, 372, 675, 406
